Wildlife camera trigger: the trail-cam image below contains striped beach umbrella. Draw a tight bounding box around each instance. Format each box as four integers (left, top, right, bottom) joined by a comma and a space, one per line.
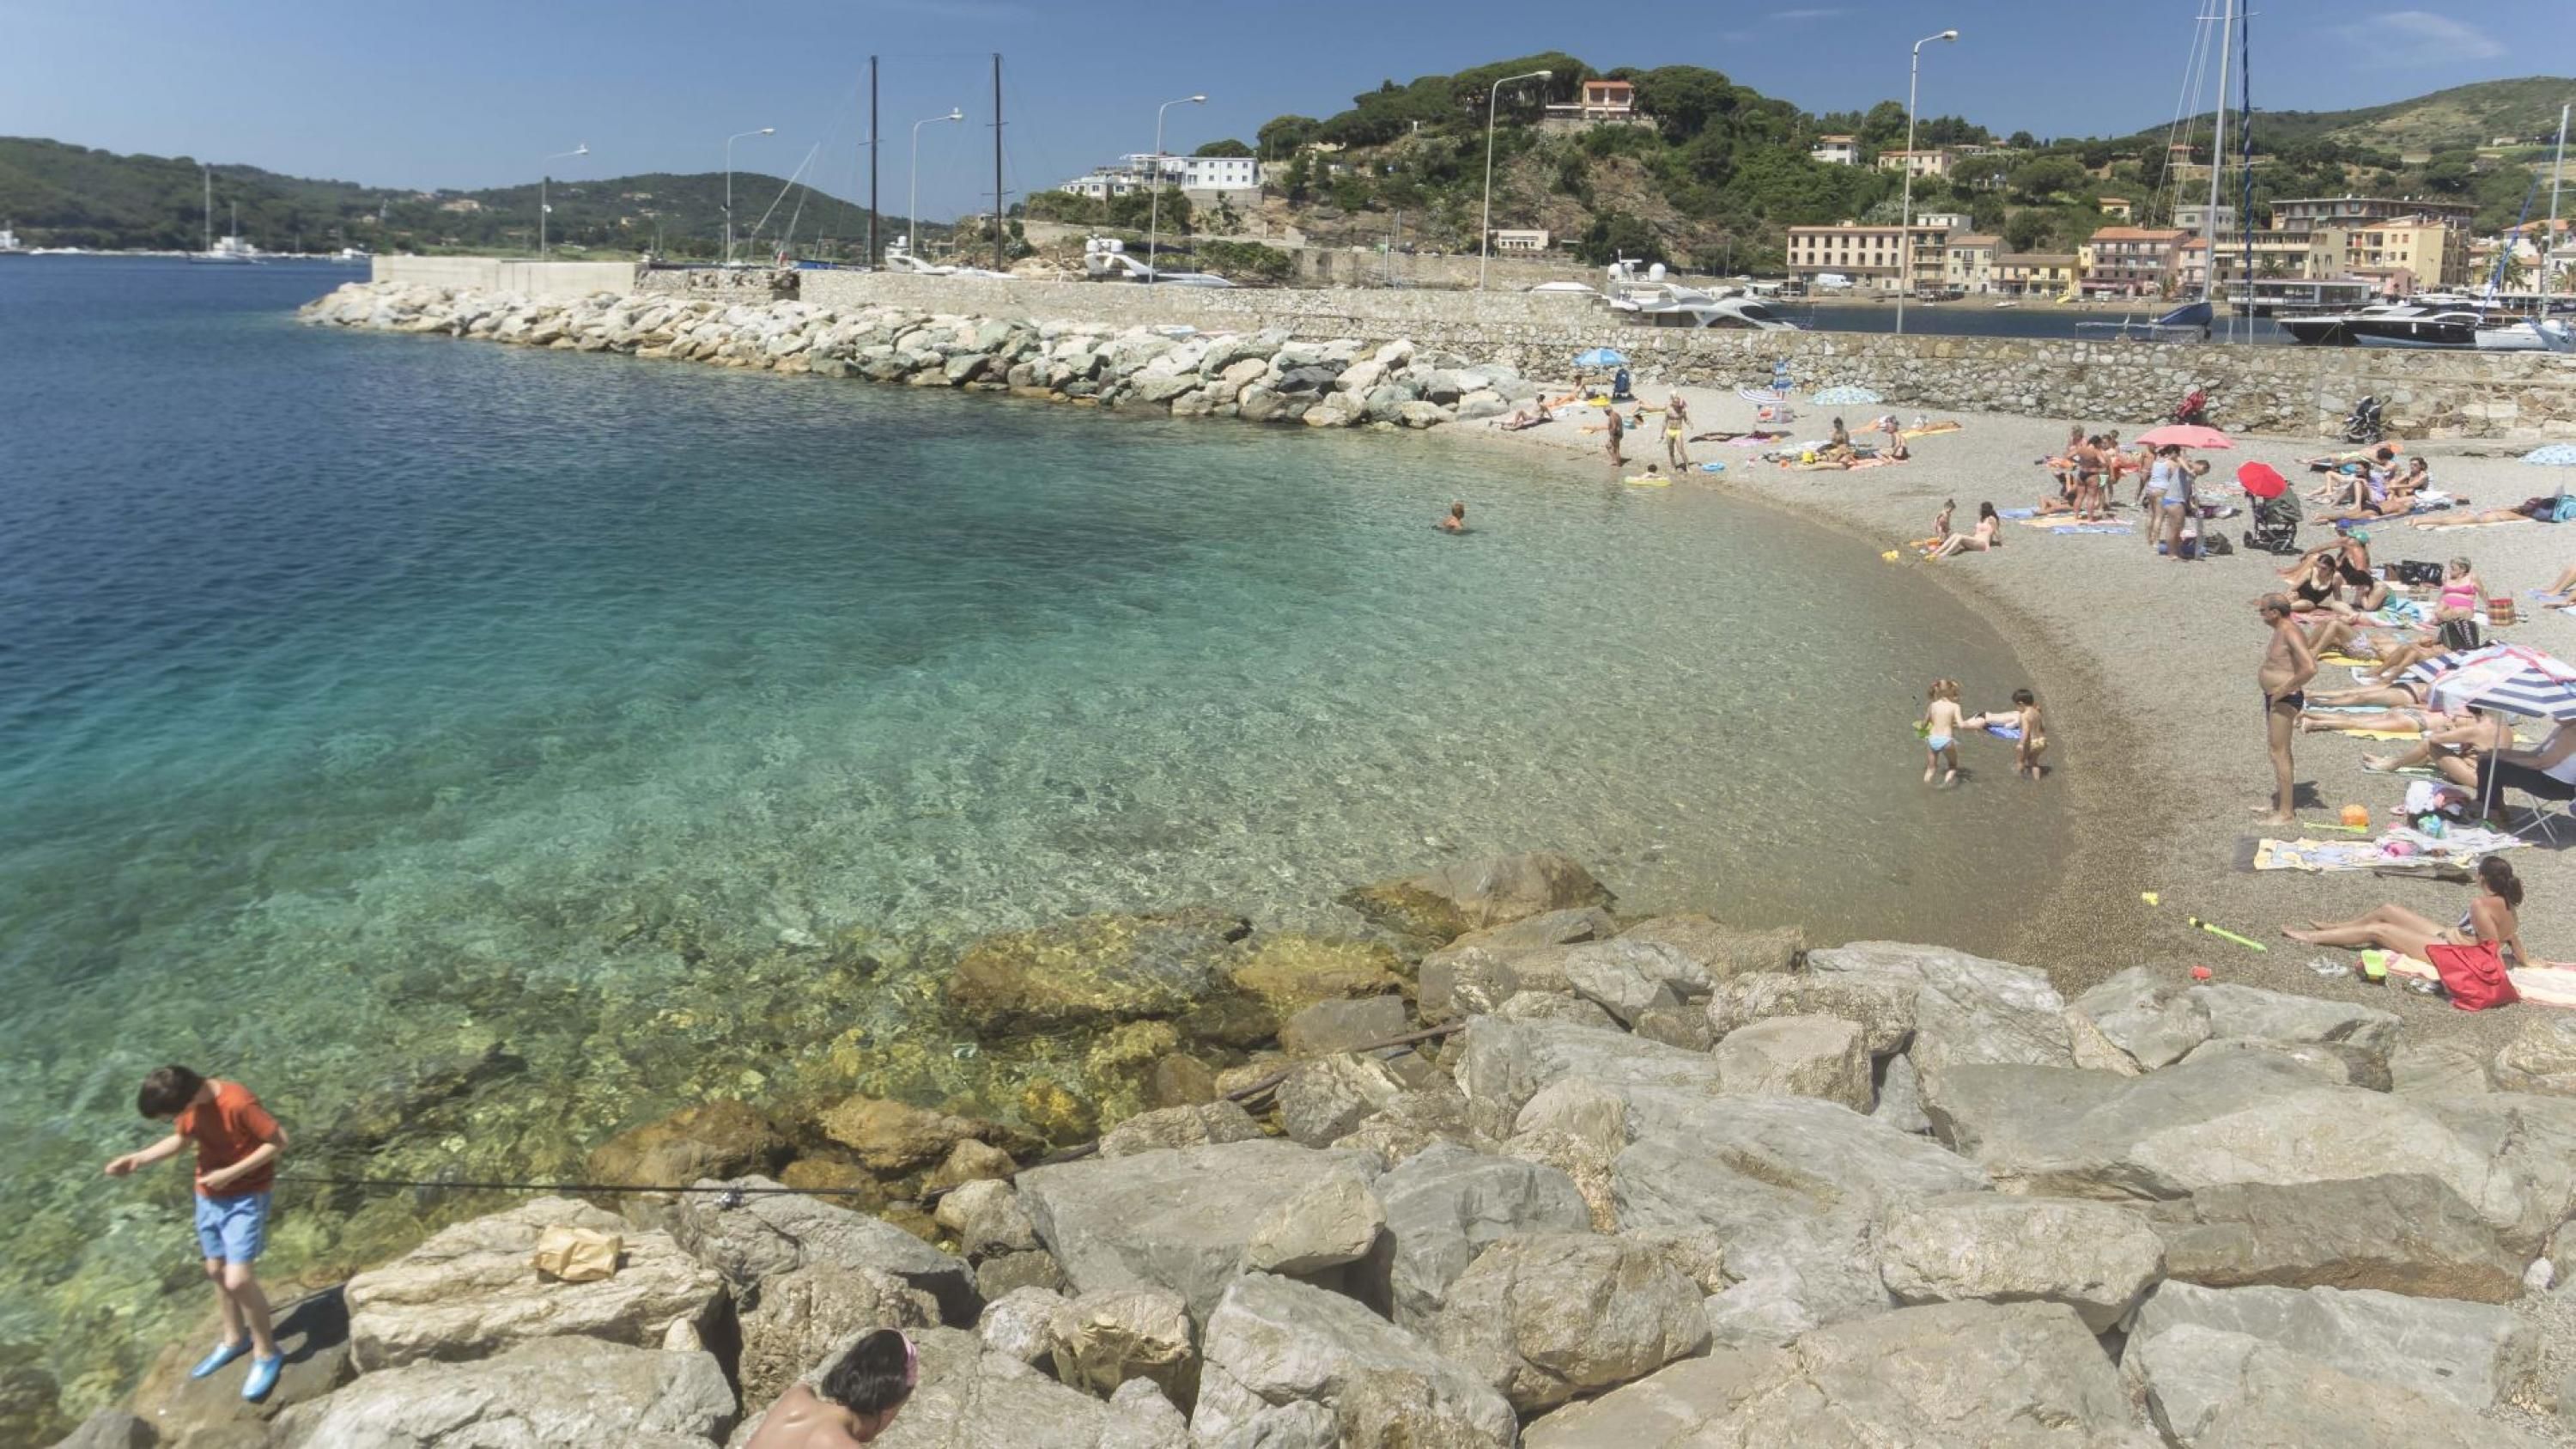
2411, 643, 2576, 722
1810, 385, 1882, 405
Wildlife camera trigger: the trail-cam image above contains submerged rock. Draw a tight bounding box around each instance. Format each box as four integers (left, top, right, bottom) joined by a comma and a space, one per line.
946, 909, 1251, 1037
585, 1099, 788, 1191
1341, 852, 1613, 943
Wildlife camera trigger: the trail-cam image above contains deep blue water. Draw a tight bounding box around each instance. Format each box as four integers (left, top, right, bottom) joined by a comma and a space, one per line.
0, 256, 2056, 1409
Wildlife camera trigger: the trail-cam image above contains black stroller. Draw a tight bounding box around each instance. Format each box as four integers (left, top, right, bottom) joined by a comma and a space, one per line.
2242, 489, 2303, 555
2342, 395, 2385, 444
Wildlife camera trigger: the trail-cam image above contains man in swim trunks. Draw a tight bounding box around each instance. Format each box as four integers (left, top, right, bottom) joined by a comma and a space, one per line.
2257, 593, 2316, 828
1664, 393, 1691, 469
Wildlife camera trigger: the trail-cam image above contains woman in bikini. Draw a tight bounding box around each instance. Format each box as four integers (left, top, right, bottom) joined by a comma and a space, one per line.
1926, 502, 2002, 560
2433, 557, 2485, 623
2281, 855, 2524, 1008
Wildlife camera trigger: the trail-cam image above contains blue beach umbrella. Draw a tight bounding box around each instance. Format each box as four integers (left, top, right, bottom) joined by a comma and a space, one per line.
1574, 347, 1629, 368
2523, 444, 2576, 467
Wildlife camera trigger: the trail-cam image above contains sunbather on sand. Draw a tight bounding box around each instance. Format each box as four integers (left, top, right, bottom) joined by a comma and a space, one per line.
2299, 703, 2464, 736
2361, 710, 2512, 782
2314, 470, 2420, 525
2415, 494, 2573, 528
1492, 402, 1552, 430
2305, 679, 2429, 710
2536, 561, 2576, 601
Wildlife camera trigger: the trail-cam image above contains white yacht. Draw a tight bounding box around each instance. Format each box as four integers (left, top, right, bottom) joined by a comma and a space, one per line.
1081, 236, 1232, 288
332, 246, 372, 265
186, 169, 259, 264
2476, 316, 2576, 353
1599, 259, 1801, 331
2280, 295, 2488, 349
0, 223, 23, 255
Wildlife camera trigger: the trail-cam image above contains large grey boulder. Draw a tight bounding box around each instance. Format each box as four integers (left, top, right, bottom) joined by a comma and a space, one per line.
1330, 1086, 1485, 1166
1241, 1172, 1385, 1275
1200, 1400, 1338, 1449
342, 1197, 726, 1371
1556, 939, 1712, 1018
1015, 1138, 1381, 1319
1432, 1233, 1710, 1412
933, 1179, 1038, 1259
2174, 1036, 2392, 1091
2394, 1039, 2495, 1096
1455, 1016, 1726, 1139
1924, 1052, 2560, 1251
1615, 1097, 1989, 1338
2123, 1280, 2536, 1412
975, 1285, 1065, 1367
1524, 1300, 2147, 1448
1100, 1379, 1191, 1449
1277, 995, 1408, 1057
1191, 1273, 1516, 1447
2493, 1014, 2576, 1095
2068, 966, 2211, 1070
1712, 1014, 1871, 1111
2143, 1173, 2526, 1301
1273, 1053, 1406, 1148
1365, 1142, 1594, 1330
673, 1177, 978, 1324
1049, 1287, 1198, 1408
737, 1263, 939, 1409
1098, 1100, 1264, 1159
1614, 915, 1801, 981
1877, 1193, 2165, 1331
274, 1338, 733, 1449
1807, 941, 2075, 1081
1705, 971, 1916, 1056
1341, 851, 1613, 943
2124, 1323, 2540, 1447
2189, 983, 2400, 1062
47, 1412, 152, 1449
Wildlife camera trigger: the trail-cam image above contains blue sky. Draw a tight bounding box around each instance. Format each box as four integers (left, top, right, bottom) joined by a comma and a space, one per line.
0, 0, 2566, 218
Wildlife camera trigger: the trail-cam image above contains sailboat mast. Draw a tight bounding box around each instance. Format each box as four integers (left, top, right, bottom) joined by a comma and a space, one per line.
2202, 0, 2230, 303
2550, 103, 2568, 306
203, 166, 212, 253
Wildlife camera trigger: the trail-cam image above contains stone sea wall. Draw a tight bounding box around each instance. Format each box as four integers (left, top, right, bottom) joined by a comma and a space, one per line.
361, 257, 2576, 439
55, 849, 2576, 1446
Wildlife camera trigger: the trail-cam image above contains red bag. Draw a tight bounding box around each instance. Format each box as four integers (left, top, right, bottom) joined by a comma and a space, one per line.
2427, 941, 2519, 1012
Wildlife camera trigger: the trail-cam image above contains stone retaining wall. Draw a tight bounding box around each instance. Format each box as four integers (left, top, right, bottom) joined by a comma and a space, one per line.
369, 256, 639, 301
799, 271, 2576, 439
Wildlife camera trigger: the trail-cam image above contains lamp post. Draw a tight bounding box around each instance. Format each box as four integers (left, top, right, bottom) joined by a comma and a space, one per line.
1148, 94, 1206, 283
1478, 69, 1553, 291
538, 143, 587, 261
909, 108, 964, 261
1895, 28, 1958, 335
724, 126, 775, 265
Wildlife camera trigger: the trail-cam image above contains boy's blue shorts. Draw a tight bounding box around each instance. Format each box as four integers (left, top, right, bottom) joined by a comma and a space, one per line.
194, 1191, 270, 1263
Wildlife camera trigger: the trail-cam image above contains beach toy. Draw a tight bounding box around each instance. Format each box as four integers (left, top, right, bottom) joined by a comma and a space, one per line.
2188, 916, 2267, 952
2190, 965, 2214, 981
2359, 949, 2391, 982
1880, 550, 1901, 563
1699, 461, 1726, 473
2300, 819, 2369, 835
2140, 891, 2160, 906
2339, 804, 2370, 829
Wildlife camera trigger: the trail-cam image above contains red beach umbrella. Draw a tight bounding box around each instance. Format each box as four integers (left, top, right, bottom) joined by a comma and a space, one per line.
2236, 462, 2287, 499
2137, 424, 2235, 450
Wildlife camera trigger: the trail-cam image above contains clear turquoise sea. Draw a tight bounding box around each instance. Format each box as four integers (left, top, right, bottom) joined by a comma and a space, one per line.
0, 257, 2057, 1411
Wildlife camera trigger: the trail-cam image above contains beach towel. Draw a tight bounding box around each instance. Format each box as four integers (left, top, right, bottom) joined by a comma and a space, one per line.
2380, 954, 2576, 1008
1998, 508, 2038, 520
2049, 524, 2135, 535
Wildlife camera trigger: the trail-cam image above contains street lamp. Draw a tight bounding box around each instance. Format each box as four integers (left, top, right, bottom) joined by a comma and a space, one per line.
909, 108, 964, 262
1148, 94, 1206, 282
538, 143, 587, 261
1895, 28, 1959, 336
724, 126, 775, 265
1478, 69, 1553, 291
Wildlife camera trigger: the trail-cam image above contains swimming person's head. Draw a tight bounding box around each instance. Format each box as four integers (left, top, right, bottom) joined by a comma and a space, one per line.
1449, 502, 1466, 520
2011, 688, 2036, 707
2480, 855, 2524, 908
819, 1329, 917, 1439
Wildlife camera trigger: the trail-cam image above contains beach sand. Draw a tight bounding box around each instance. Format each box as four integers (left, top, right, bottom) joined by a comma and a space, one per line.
1446, 374, 2576, 1059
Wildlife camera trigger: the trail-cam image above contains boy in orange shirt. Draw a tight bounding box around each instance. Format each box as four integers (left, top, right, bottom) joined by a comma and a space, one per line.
104, 1065, 290, 1401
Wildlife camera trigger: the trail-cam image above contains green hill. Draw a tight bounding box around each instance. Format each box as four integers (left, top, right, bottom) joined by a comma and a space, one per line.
2126, 76, 2573, 157
0, 137, 904, 258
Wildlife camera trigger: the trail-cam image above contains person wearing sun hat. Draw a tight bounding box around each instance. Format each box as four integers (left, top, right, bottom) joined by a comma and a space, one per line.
746, 1328, 920, 1446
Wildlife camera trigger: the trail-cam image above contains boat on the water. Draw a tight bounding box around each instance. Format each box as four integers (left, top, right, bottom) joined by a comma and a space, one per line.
2281, 296, 2488, 348
1599, 259, 1803, 331
1081, 237, 1230, 287
0, 222, 23, 256
2075, 299, 2215, 343
2476, 102, 2571, 354
186, 168, 259, 265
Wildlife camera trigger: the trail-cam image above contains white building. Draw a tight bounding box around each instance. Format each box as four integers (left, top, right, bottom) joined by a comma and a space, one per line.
1492, 228, 1550, 253
1060, 153, 1260, 202
1810, 134, 1860, 166
2172, 203, 2239, 235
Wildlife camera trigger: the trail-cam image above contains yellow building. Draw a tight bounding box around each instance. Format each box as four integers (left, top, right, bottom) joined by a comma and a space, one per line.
1787, 220, 1952, 292
2307, 215, 2471, 292
1943, 234, 2000, 294
1995, 252, 2079, 297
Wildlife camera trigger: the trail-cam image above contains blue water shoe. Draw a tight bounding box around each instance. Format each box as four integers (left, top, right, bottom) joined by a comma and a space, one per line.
242, 1354, 283, 1402
189, 1339, 249, 1379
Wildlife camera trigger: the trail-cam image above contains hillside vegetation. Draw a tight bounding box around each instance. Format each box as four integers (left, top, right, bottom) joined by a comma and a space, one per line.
0, 137, 899, 257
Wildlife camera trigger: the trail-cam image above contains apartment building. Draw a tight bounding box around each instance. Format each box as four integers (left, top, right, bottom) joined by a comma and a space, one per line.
1994, 252, 2079, 296
1786, 220, 1952, 292
1874, 149, 1953, 179
1943, 234, 2000, 294
2081, 227, 2188, 297
1809, 134, 1860, 166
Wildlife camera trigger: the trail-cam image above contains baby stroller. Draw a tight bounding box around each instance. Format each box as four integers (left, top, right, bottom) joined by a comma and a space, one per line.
2241, 489, 2303, 556
2172, 386, 2211, 427
2342, 396, 2385, 444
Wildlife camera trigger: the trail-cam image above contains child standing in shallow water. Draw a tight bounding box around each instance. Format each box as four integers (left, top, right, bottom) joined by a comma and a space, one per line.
1923, 679, 1966, 786
1970, 689, 2048, 780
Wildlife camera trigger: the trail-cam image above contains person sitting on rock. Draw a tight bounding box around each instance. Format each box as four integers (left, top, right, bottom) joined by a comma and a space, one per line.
746, 1329, 917, 1446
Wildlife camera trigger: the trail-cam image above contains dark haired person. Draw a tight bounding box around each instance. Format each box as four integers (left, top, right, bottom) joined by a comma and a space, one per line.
2281, 855, 2524, 1010
747, 1329, 919, 1446
103, 1066, 289, 1401
1436, 502, 1469, 534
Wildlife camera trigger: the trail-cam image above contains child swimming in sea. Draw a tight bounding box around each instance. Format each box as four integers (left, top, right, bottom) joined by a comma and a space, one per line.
1969, 689, 2047, 780
1922, 679, 1965, 787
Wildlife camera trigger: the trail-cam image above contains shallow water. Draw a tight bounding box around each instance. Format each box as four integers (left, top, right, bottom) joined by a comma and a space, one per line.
0, 257, 2062, 1409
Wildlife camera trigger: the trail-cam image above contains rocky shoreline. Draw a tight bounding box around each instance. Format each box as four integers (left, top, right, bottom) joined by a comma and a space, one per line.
299, 278, 1534, 430
50, 849, 2576, 1446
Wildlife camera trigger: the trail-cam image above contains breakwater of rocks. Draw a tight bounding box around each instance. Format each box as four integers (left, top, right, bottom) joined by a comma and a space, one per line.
301, 280, 1532, 433
53, 849, 2576, 1446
